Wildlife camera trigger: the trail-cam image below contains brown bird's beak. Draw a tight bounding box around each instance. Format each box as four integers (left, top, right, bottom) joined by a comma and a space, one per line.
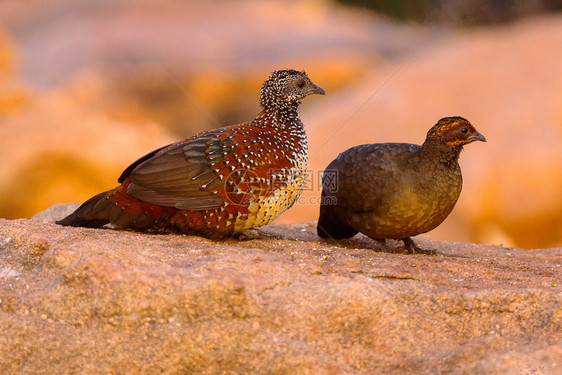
307, 83, 326, 96
468, 131, 486, 143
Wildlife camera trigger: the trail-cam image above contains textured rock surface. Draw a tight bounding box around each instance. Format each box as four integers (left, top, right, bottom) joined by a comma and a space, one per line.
0, 205, 560, 374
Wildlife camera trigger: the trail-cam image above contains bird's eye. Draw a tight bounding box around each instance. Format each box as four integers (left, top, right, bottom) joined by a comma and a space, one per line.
461, 127, 468, 134
297, 80, 305, 88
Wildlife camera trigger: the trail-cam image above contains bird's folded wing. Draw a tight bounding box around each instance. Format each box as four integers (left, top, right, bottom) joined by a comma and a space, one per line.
117, 143, 173, 184
126, 134, 231, 211
323, 146, 402, 213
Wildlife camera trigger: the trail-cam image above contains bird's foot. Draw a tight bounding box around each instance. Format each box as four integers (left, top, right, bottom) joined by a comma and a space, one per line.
374, 239, 387, 246
234, 229, 284, 241
372, 239, 406, 254
374, 239, 396, 252
401, 237, 437, 255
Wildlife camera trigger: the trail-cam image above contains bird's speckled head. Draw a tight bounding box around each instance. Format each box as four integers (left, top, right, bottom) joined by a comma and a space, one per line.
260, 70, 325, 112
426, 116, 486, 149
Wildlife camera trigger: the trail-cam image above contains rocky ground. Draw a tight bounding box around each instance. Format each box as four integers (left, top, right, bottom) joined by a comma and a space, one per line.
0, 204, 560, 374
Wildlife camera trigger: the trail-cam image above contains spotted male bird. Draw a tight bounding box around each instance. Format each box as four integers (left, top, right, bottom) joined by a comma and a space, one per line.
57, 69, 325, 238
317, 117, 486, 254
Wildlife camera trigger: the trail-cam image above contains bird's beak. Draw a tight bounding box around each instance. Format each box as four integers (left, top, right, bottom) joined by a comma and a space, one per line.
468, 131, 486, 143
307, 83, 325, 96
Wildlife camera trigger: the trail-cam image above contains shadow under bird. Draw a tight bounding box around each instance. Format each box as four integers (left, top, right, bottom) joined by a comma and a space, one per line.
317, 117, 486, 254
57, 69, 325, 238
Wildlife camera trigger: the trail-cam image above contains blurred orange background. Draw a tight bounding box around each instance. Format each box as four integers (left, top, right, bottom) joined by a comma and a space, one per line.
1, 0, 561, 248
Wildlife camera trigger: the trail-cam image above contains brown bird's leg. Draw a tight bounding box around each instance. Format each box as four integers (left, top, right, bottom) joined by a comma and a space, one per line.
401, 237, 437, 255
372, 238, 404, 253
234, 229, 285, 241
374, 239, 391, 251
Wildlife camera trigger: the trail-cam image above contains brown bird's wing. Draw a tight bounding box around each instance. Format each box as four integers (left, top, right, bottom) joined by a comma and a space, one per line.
117, 143, 173, 184
324, 143, 420, 213
125, 132, 233, 210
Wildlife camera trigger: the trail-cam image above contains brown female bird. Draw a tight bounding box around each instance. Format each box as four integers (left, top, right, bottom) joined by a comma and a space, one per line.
57, 69, 325, 238
317, 117, 486, 254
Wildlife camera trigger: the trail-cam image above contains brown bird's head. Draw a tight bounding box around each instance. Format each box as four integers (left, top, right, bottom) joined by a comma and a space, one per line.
260, 69, 325, 113
426, 117, 486, 150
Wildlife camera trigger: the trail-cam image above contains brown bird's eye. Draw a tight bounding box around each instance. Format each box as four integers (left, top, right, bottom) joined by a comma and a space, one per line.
461, 127, 468, 134
297, 80, 305, 88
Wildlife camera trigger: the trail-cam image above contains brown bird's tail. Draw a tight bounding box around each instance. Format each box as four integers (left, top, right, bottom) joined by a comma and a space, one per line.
316, 191, 358, 239
57, 183, 169, 230
56, 191, 116, 228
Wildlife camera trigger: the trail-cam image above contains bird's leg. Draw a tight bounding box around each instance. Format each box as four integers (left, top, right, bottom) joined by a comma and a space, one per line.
374, 238, 394, 251
401, 237, 437, 255
234, 229, 285, 241
375, 239, 386, 246
372, 238, 403, 253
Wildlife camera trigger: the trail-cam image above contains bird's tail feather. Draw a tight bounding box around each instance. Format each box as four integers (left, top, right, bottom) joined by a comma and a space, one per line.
56, 191, 115, 228
57, 189, 159, 230
317, 193, 358, 239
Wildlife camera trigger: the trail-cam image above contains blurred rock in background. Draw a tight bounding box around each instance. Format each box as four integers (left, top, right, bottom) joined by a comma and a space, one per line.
338, 0, 562, 26
0, 0, 561, 248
